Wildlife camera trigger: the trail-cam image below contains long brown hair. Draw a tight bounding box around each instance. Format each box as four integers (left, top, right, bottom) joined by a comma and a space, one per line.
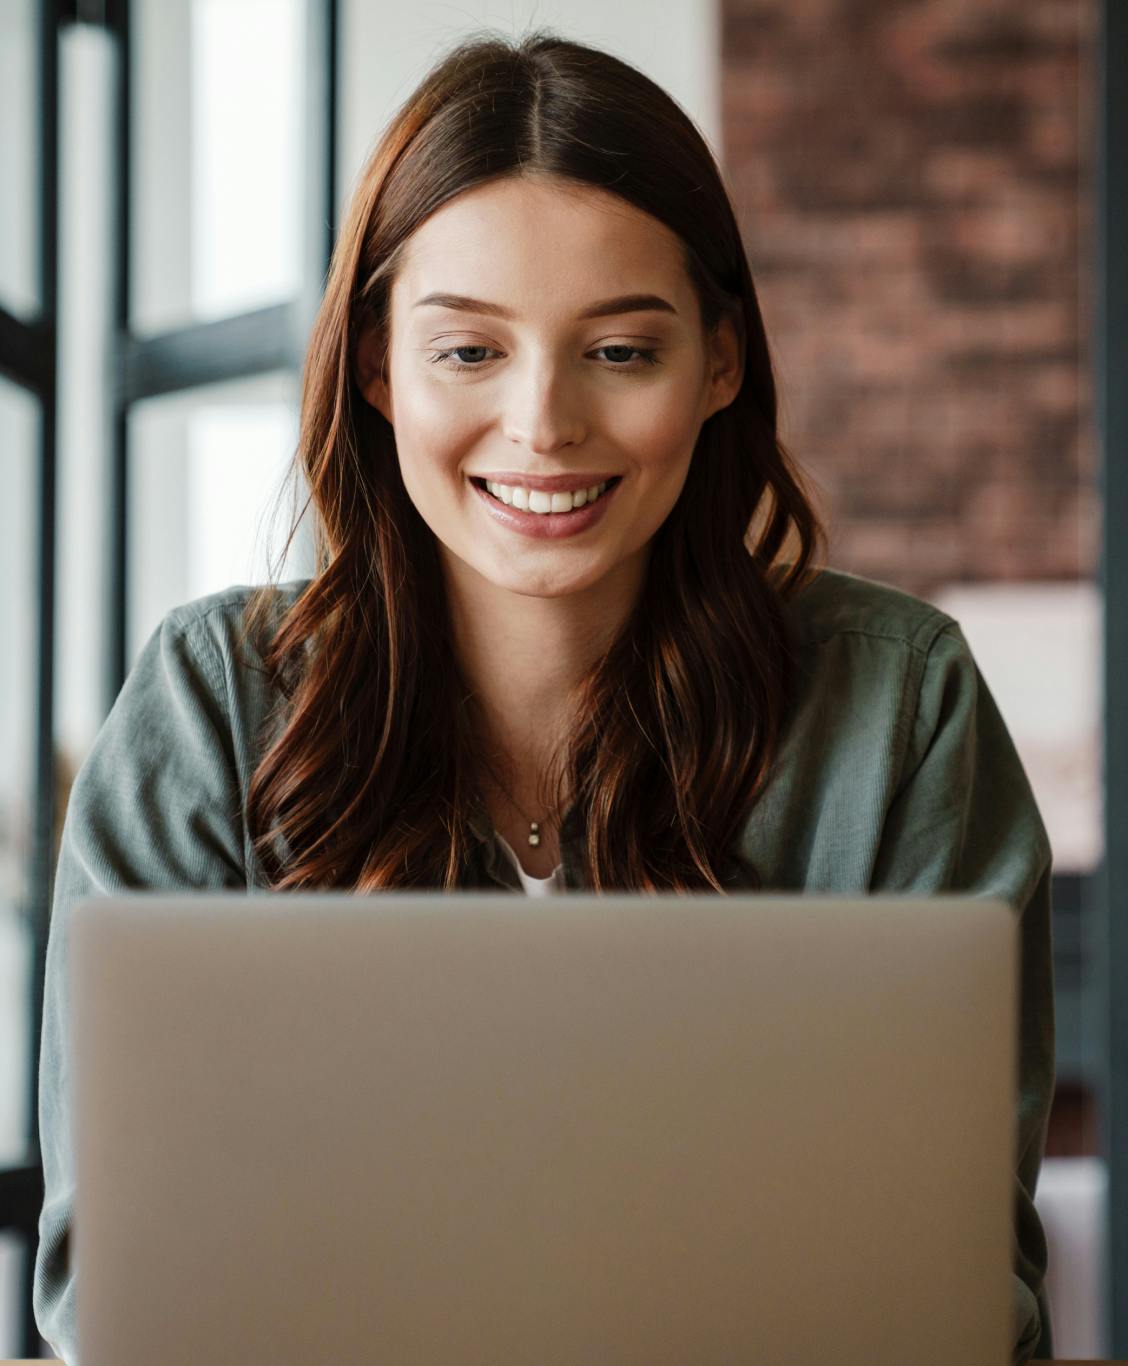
240, 28, 827, 893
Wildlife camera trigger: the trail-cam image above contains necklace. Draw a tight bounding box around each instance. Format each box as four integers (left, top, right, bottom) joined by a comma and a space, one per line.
480, 756, 559, 848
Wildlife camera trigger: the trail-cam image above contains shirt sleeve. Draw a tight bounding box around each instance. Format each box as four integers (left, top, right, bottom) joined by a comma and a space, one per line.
870, 620, 1056, 1365
33, 607, 246, 1365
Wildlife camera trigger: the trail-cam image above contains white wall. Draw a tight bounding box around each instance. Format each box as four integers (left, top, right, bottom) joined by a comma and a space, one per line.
337, 0, 722, 223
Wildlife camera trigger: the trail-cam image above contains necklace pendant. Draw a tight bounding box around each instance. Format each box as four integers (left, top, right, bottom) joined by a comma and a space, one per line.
528, 821, 541, 847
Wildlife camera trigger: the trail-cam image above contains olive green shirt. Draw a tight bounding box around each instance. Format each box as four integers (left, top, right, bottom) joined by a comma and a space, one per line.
33, 566, 1056, 1363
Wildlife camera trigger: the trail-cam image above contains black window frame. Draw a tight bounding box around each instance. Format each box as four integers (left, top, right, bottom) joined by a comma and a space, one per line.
1097, 0, 1127, 1353
0, 0, 336, 1355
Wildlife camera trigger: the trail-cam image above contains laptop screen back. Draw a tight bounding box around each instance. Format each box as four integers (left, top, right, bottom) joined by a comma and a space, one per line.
69, 892, 1016, 1366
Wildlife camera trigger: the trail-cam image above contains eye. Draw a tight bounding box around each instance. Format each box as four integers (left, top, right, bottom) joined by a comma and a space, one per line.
596, 345, 661, 368
426, 344, 662, 372
428, 345, 496, 369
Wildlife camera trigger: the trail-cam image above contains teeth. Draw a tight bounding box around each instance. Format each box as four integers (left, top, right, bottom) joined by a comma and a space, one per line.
483, 479, 610, 514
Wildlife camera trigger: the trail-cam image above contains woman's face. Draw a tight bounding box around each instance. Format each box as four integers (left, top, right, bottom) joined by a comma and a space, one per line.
356, 174, 742, 602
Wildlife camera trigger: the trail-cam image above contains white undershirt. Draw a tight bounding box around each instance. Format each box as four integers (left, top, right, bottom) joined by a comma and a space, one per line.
494, 831, 565, 895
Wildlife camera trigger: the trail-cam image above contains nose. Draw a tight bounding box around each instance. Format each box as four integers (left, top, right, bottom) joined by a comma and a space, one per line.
499, 356, 588, 454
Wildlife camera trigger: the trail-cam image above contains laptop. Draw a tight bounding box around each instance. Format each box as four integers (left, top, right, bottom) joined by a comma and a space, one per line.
68, 891, 1017, 1365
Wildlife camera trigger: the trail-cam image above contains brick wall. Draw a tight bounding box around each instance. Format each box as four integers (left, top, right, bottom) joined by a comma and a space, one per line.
721, 0, 1097, 599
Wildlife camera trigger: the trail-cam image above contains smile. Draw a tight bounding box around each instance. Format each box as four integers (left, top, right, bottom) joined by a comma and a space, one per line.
473, 477, 617, 514
468, 475, 623, 540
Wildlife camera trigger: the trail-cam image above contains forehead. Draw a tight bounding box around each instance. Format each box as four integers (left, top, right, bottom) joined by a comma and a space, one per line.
393, 176, 691, 312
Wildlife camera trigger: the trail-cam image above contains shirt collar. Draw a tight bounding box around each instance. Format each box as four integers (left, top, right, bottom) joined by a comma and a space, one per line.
466, 790, 588, 891
465, 791, 755, 893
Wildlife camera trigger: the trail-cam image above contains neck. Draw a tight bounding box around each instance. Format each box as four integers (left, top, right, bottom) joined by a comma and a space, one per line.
441, 545, 647, 801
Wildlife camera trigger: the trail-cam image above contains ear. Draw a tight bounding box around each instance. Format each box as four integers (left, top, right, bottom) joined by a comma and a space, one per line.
701, 307, 745, 422
354, 325, 393, 424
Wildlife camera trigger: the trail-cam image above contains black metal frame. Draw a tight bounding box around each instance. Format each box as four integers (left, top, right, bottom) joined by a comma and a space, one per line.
1051, 871, 1098, 1089
104, 0, 337, 698
1097, 0, 1126, 1353
0, 0, 336, 1354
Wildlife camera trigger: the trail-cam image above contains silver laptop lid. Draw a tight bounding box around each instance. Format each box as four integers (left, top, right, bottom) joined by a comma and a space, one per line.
69, 892, 1016, 1366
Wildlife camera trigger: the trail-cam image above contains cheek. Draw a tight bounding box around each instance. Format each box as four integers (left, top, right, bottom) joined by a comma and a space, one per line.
391, 379, 476, 479
617, 392, 702, 473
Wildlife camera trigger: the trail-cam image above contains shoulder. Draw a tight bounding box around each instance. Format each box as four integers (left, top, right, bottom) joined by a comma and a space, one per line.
150, 578, 314, 679
113, 580, 315, 758
782, 564, 957, 659
770, 564, 982, 788
159, 577, 312, 641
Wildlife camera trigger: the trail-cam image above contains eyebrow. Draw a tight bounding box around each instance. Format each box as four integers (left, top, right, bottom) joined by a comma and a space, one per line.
412, 291, 679, 320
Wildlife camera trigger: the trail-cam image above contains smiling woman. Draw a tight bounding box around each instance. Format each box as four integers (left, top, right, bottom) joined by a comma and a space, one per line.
237, 29, 827, 894
33, 27, 1057, 1366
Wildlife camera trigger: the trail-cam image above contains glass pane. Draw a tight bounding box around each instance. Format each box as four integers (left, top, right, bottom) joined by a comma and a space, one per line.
0, 378, 39, 1168
131, 0, 304, 335
0, 0, 40, 318
127, 370, 311, 665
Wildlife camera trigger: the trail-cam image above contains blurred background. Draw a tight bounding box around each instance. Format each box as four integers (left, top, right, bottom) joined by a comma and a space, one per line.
0, 0, 1123, 1357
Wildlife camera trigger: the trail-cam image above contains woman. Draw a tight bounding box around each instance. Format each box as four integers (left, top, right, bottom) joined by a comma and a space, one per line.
34, 29, 1055, 1363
